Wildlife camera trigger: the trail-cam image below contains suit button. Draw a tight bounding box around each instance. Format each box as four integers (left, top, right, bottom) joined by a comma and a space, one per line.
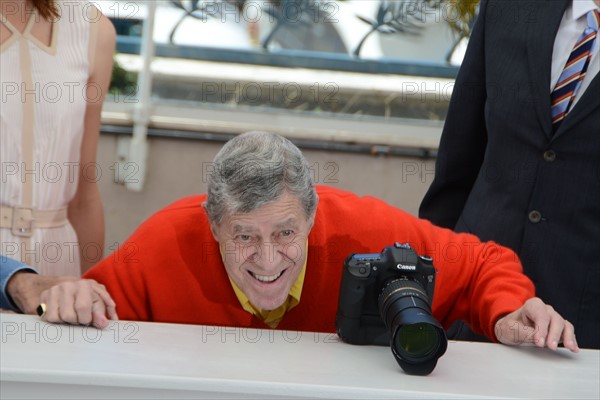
543, 150, 556, 162
528, 210, 542, 223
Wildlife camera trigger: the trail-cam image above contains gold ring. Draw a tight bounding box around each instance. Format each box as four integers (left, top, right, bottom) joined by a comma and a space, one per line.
36, 303, 47, 318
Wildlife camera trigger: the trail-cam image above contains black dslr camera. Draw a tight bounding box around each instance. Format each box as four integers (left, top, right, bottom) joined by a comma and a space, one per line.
336, 243, 447, 375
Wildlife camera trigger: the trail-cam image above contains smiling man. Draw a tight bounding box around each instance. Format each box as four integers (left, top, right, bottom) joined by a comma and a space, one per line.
15, 131, 578, 351
215, 193, 311, 321
203, 137, 317, 326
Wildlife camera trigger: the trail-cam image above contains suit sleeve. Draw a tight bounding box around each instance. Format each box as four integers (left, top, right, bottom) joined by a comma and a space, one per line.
418, 0, 490, 229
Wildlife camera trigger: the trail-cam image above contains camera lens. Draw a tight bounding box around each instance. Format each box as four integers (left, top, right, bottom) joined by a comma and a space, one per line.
379, 279, 447, 375
395, 323, 441, 358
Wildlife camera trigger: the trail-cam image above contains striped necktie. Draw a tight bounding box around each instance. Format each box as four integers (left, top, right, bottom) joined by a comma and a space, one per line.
551, 9, 600, 132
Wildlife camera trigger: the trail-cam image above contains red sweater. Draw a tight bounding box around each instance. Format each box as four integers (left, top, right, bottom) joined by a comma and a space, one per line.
85, 186, 534, 339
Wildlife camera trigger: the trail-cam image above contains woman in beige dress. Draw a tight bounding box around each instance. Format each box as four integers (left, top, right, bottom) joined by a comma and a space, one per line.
0, 0, 115, 275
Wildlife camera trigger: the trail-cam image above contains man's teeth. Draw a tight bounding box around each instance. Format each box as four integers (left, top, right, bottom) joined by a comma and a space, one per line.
252, 271, 283, 282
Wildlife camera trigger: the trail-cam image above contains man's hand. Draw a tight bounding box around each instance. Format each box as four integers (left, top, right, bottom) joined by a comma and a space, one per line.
7, 272, 75, 314
6, 272, 118, 329
40, 280, 118, 329
494, 297, 579, 352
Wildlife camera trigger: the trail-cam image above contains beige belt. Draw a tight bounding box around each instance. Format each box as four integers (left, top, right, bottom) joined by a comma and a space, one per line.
0, 206, 68, 237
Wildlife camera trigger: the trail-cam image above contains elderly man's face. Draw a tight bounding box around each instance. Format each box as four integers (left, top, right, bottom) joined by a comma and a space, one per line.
210, 192, 314, 311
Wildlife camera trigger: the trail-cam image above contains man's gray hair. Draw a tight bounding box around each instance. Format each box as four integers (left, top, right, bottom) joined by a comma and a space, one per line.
205, 131, 318, 225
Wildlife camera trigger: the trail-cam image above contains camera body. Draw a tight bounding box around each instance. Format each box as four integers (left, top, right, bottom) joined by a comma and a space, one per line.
336, 242, 446, 375
336, 242, 436, 345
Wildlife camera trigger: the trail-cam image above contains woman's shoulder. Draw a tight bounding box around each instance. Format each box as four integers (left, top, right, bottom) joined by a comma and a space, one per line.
55, 0, 114, 37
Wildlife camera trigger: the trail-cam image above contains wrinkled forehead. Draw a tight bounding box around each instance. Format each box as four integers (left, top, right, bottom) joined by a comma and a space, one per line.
221, 193, 311, 231
230, 217, 303, 235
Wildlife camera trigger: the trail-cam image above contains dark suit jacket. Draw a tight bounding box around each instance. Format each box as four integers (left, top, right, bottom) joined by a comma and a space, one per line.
420, 0, 600, 349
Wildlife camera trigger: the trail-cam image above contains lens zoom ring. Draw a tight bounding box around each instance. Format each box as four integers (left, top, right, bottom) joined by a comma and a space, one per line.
378, 279, 428, 310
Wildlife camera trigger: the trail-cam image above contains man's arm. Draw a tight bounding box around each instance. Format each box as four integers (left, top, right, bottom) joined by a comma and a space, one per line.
363, 195, 578, 352
6, 270, 117, 329
0, 256, 37, 311
418, 0, 490, 228
1, 256, 117, 328
428, 230, 579, 352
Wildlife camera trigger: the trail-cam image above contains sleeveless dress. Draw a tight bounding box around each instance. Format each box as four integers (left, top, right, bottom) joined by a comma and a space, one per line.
0, 0, 99, 276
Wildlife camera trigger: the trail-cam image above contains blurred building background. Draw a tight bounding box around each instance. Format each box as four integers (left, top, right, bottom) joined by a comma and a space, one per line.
97, 0, 477, 248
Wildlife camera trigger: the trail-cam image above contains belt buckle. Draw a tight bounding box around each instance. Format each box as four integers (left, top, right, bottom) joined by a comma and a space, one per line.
11, 207, 34, 237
